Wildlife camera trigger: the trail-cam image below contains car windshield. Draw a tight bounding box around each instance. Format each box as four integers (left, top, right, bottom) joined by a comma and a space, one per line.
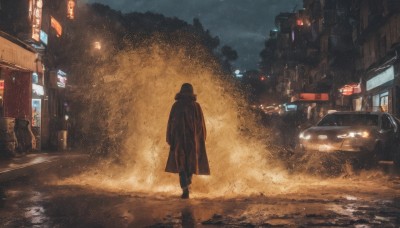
317, 113, 379, 127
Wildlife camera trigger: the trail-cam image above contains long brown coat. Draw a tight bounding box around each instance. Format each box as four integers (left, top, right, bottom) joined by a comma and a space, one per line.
165, 93, 210, 175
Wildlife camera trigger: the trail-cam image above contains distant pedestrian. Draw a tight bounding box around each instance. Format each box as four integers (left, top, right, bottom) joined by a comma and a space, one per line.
165, 83, 210, 199
307, 103, 317, 124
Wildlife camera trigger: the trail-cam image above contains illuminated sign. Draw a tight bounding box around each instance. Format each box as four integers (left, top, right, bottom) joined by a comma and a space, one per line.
298, 93, 329, 101
339, 83, 361, 96
40, 30, 48, 45
32, 99, 42, 127
32, 72, 39, 84
32, 84, 44, 96
296, 19, 304, 26
67, 0, 76, 19
0, 80, 4, 90
51, 16, 62, 37
57, 70, 67, 88
31, 0, 43, 41
284, 104, 297, 111
367, 66, 394, 91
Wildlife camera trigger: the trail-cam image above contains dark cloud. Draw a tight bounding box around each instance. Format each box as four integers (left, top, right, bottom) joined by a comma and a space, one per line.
82, 0, 302, 70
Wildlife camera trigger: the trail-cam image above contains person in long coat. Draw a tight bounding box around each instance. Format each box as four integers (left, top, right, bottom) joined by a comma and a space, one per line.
165, 83, 210, 199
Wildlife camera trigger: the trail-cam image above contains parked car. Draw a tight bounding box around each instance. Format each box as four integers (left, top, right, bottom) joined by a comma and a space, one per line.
298, 111, 400, 167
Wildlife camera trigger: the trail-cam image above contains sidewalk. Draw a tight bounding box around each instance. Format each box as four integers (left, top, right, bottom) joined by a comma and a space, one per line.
0, 151, 89, 182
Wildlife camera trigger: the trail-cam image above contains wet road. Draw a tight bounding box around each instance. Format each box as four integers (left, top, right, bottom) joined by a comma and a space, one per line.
0, 163, 399, 227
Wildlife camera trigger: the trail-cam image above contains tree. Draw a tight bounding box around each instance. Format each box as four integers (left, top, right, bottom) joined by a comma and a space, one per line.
221, 45, 238, 62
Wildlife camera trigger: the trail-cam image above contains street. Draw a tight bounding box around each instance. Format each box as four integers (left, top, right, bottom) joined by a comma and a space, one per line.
0, 158, 399, 227
2, 0, 400, 227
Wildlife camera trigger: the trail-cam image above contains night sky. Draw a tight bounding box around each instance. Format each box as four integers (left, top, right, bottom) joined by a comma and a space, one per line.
82, 0, 303, 70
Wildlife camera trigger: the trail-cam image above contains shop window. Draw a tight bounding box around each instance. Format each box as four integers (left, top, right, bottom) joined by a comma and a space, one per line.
380, 92, 389, 112
372, 91, 389, 111
373, 94, 380, 111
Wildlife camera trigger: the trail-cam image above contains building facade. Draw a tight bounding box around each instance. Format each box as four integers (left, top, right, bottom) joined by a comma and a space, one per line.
0, 0, 76, 152
352, 0, 400, 117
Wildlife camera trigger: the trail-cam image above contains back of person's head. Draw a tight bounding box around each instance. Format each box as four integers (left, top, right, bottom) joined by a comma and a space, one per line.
175, 83, 196, 101
179, 83, 194, 95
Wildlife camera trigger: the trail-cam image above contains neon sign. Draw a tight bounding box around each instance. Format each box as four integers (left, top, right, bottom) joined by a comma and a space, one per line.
51, 16, 62, 37
31, 0, 43, 41
67, 0, 76, 19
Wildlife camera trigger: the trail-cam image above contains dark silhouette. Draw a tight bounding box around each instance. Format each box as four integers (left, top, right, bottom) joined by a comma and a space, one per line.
165, 83, 210, 199
181, 206, 196, 227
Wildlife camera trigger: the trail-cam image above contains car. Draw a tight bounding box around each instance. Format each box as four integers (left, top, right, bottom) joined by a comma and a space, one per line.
298, 111, 400, 167
263, 105, 280, 116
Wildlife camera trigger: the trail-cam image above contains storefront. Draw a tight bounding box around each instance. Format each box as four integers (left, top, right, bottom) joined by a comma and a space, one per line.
32, 73, 44, 150
0, 32, 43, 151
365, 65, 398, 115
47, 69, 69, 150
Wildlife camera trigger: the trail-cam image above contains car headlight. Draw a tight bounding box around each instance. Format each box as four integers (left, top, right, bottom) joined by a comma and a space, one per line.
337, 131, 369, 139
299, 132, 311, 140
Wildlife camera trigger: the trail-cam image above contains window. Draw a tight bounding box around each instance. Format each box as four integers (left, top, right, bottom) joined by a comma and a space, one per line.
379, 92, 389, 112
318, 114, 378, 127
372, 91, 389, 111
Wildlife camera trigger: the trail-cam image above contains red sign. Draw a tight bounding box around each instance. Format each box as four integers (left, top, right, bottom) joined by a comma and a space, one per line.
51, 16, 62, 37
0, 80, 4, 90
296, 19, 304, 26
339, 83, 361, 96
298, 93, 329, 101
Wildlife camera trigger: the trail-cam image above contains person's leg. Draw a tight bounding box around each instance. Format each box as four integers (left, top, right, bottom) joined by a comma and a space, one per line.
179, 171, 189, 189
179, 171, 190, 199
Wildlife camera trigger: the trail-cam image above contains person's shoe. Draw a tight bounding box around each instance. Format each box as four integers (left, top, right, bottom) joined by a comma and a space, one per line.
181, 188, 189, 199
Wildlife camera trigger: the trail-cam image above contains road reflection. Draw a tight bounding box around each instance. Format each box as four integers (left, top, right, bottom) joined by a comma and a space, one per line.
181, 206, 195, 228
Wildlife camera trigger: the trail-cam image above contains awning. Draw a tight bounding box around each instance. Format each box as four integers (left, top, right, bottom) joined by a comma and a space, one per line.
0, 35, 42, 72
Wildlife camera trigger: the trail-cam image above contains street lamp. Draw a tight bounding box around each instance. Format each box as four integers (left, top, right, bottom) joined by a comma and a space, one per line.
94, 41, 101, 50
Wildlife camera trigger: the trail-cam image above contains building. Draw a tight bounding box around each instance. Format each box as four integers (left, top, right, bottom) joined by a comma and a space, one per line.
352, 0, 400, 117
0, 0, 76, 152
259, 0, 359, 115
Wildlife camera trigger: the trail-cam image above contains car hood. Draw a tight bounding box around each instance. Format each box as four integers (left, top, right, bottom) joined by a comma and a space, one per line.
302, 126, 377, 135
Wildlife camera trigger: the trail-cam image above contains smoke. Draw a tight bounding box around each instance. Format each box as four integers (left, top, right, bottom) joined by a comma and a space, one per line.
58, 40, 299, 197
57, 40, 390, 198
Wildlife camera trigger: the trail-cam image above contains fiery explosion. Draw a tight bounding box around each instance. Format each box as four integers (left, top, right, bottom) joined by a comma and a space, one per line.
57, 42, 390, 198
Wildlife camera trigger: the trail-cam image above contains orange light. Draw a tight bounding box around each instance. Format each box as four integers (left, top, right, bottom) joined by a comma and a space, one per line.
341, 85, 353, 96
340, 83, 361, 96
31, 0, 43, 41
94, 41, 101, 50
51, 16, 62, 37
298, 93, 329, 101
67, 0, 76, 19
297, 19, 304, 26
